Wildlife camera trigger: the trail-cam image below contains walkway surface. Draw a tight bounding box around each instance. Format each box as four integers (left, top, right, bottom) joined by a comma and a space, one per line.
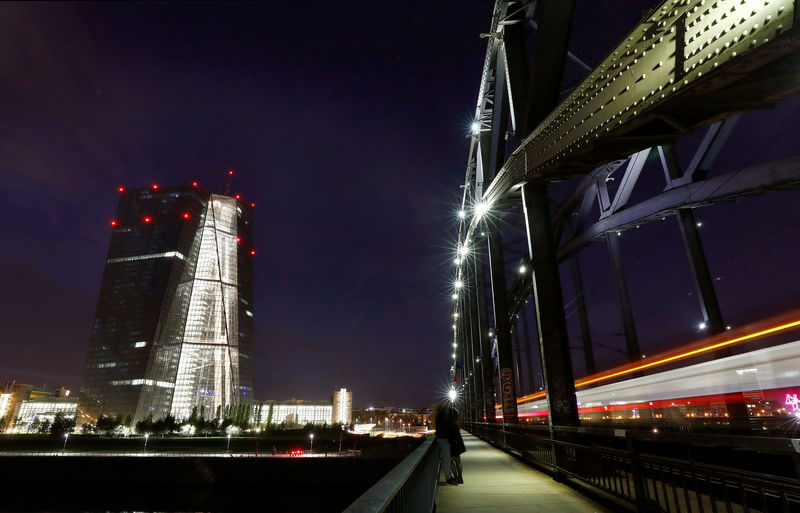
437, 432, 613, 513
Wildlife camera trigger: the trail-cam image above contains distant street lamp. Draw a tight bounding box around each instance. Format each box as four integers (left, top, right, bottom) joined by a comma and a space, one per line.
309, 433, 314, 455
143, 433, 149, 454
227, 434, 232, 454
62, 433, 69, 453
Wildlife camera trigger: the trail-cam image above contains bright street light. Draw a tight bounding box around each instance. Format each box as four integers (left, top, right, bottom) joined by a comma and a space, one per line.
458, 209, 466, 219
474, 202, 489, 219
518, 265, 527, 274
454, 280, 463, 289
448, 389, 457, 401
62, 433, 69, 452
470, 122, 480, 135
698, 322, 707, 330
144, 433, 149, 453
309, 433, 314, 454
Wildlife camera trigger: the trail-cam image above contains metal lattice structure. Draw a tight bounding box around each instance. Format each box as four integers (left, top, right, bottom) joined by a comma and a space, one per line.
448, 0, 800, 431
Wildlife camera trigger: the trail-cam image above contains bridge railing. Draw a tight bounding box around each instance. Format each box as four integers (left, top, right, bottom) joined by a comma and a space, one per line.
343, 435, 440, 513
467, 422, 800, 513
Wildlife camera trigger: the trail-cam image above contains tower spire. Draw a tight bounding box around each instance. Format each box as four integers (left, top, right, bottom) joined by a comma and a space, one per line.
225, 169, 234, 196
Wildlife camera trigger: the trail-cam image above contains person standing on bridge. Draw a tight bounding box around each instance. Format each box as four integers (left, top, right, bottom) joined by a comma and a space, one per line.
448, 406, 466, 484
435, 403, 458, 485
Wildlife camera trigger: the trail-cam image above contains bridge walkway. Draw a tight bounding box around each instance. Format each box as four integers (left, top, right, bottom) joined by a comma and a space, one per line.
437, 432, 613, 513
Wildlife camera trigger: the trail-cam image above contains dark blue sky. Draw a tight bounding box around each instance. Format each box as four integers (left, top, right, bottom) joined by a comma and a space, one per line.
1, 1, 798, 408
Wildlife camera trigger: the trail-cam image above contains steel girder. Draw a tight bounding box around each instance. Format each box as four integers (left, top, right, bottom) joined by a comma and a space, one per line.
558, 153, 800, 259
464, 0, 800, 241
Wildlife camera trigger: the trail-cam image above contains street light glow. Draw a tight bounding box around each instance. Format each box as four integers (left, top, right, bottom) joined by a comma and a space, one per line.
474, 202, 489, 219
454, 280, 464, 289
470, 122, 480, 135
519, 265, 526, 274
458, 209, 466, 219
452, 293, 458, 300
699, 322, 707, 330
448, 389, 458, 401
458, 245, 469, 258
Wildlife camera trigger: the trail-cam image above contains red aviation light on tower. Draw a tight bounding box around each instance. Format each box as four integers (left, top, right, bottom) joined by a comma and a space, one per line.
250, 202, 255, 208
151, 184, 159, 190
192, 181, 198, 187
117, 186, 125, 193
250, 249, 256, 256
143, 216, 152, 224
228, 170, 234, 176
236, 236, 242, 244
110, 219, 118, 227
235, 194, 241, 200
182, 212, 191, 220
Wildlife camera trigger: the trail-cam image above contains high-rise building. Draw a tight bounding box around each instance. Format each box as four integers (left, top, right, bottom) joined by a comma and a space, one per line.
80, 184, 254, 422
332, 388, 352, 424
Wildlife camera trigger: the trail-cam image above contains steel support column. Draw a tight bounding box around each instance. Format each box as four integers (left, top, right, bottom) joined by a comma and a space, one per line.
570, 257, 596, 375
606, 232, 641, 360
472, 250, 496, 423
465, 269, 484, 423
486, 224, 518, 424
522, 183, 579, 428
519, 305, 536, 394
659, 144, 725, 335
677, 209, 725, 333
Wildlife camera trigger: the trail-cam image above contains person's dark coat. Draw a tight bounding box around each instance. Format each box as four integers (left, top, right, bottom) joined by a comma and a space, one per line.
447, 407, 466, 456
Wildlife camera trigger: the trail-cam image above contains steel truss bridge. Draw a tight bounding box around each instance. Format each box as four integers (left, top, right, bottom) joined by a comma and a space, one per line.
438, 0, 800, 511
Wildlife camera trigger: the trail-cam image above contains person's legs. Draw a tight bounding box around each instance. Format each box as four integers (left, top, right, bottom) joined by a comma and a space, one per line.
437, 438, 453, 480
454, 455, 463, 483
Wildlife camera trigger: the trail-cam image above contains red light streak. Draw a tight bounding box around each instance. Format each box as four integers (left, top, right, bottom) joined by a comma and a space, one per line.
513, 312, 800, 407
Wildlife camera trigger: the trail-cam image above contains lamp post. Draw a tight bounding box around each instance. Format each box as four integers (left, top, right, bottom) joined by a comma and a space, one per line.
62, 433, 69, 453
309, 433, 314, 455
227, 434, 231, 454
143, 433, 149, 454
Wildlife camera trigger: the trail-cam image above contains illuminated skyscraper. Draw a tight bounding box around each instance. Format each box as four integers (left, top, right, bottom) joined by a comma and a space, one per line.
80, 184, 254, 421
332, 388, 352, 424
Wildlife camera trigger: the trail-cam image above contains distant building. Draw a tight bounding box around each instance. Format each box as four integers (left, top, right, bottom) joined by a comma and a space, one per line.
352, 406, 431, 432
80, 184, 255, 423
332, 388, 353, 424
1, 380, 72, 431
13, 398, 80, 433
252, 400, 332, 426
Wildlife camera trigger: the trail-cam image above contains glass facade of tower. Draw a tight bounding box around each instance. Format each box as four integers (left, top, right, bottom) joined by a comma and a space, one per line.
81, 185, 254, 422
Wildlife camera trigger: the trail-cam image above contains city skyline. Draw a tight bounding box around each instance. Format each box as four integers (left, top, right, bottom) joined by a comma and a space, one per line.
2, 1, 800, 408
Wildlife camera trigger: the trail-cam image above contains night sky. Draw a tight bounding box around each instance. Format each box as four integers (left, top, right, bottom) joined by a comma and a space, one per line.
2, 2, 799, 409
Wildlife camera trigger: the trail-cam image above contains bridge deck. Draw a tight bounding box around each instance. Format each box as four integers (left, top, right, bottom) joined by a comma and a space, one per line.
437, 432, 612, 513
